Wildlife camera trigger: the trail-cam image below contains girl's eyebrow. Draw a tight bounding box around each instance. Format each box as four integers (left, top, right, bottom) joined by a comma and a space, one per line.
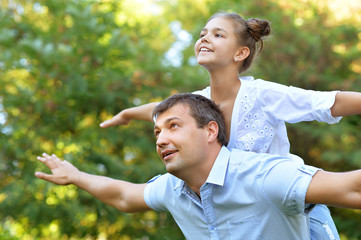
214, 27, 227, 33
201, 27, 228, 34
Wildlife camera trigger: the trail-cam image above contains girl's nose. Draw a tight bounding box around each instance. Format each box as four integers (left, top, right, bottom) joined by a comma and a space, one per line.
201, 35, 209, 43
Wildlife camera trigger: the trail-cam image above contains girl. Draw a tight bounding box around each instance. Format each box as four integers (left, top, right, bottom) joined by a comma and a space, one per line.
100, 13, 361, 239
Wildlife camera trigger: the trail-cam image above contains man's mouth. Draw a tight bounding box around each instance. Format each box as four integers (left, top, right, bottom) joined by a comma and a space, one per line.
162, 149, 178, 160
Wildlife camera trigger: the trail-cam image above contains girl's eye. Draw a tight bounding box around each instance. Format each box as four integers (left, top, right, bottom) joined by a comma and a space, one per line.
154, 130, 160, 137
200, 33, 205, 38
215, 33, 222, 38
170, 123, 178, 129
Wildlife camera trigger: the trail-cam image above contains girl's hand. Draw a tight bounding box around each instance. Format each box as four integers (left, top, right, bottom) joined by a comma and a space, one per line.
99, 102, 158, 128
100, 111, 130, 128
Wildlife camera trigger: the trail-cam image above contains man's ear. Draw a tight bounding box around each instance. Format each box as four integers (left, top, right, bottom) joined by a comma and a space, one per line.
234, 46, 250, 62
207, 121, 219, 143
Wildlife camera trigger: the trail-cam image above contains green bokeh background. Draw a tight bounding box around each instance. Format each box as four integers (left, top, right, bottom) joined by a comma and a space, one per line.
0, 0, 360, 239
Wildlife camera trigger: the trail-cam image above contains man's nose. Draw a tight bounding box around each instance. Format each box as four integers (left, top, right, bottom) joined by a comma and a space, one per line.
156, 130, 169, 147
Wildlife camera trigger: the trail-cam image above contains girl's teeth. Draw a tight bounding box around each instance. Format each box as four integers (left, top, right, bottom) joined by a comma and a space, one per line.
201, 48, 211, 52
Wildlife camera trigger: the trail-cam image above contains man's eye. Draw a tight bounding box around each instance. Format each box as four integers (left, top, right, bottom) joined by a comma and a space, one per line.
154, 131, 160, 137
170, 123, 178, 128
215, 33, 222, 38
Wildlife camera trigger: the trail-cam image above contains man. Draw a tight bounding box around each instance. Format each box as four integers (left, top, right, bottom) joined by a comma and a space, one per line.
35, 93, 361, 239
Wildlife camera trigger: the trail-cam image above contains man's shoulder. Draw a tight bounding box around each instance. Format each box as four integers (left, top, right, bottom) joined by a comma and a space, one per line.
228, 148, 271, 162
146, 172, 182, 190
228, 148, 291, 171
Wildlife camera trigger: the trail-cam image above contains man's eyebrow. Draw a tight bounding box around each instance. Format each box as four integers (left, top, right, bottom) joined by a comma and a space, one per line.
154, 117, 182, 130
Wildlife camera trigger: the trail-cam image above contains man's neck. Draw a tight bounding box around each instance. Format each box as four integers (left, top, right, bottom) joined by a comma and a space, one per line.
180, 145, 223, 196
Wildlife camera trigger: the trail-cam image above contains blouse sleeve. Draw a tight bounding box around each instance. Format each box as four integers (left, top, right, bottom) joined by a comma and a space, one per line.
254, 80, 342, 124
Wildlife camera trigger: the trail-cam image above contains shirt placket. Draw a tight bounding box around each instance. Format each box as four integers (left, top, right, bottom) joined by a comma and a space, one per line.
200, 183, 220, 240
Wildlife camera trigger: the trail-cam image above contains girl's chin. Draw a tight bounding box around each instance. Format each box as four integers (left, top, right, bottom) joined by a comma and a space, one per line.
197, 60, 211, 66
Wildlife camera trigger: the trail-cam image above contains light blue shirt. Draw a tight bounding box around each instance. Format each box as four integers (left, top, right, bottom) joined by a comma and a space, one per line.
144, 147, 319, 240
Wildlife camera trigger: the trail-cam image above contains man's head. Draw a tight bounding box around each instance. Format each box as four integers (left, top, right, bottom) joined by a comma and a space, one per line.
153, 93, 228, 146
152, 93, 227, 176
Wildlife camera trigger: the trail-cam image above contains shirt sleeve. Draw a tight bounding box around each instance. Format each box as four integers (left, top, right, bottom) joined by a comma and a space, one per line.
254, 80, 342, 124
261, 158, 320, 215
144, 174, 169, 211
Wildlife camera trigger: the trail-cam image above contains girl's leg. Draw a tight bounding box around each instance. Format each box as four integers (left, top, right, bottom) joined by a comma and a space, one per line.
309, 204, 340, 240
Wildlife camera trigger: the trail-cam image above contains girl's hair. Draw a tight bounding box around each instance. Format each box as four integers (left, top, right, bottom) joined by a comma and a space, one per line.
208, 12, 271, 73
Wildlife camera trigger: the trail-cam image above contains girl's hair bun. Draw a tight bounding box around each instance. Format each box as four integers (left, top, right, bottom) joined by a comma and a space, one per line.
246, 18, 271, 42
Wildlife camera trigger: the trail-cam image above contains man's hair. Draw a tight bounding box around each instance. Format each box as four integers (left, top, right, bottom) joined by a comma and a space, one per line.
152, 93, 228, 146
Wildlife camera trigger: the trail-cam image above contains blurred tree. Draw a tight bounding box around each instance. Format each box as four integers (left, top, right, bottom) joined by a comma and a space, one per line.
0, 0, 360, 239
0, 0, 182, 239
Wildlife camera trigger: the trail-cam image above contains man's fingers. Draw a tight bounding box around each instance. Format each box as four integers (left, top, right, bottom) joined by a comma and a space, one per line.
35, 171, 53, 181
37, 153, 53, 161
35, 171, 67, 185
37, 153, 61, 169
35, 153, 74, 185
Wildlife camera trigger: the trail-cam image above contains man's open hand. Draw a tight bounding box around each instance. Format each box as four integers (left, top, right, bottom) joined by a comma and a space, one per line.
35, 153, 80, 185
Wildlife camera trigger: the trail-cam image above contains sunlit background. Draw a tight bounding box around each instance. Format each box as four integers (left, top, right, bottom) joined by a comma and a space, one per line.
1, 0, 361, 239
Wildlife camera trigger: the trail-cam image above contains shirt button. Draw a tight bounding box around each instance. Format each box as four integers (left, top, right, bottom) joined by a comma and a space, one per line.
210, 225, 215, 231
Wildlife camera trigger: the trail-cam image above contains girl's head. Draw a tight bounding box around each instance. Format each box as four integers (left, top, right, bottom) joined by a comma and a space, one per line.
196, 12, 271, 73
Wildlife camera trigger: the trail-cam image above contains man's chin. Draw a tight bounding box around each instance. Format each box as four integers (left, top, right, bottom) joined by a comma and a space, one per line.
165, 165, 180, 176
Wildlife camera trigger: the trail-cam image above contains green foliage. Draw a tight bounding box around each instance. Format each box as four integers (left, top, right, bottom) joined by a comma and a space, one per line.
0, 0, 360, 239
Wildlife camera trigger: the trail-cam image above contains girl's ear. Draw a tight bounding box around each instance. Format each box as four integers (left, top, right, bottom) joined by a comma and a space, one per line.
234, 46, 250, 62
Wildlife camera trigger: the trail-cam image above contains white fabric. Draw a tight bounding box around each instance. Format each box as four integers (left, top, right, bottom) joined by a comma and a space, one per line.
193, 76, 341, 157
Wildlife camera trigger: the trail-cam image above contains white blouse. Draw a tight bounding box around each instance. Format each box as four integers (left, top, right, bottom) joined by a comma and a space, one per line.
193, 76, 341, 157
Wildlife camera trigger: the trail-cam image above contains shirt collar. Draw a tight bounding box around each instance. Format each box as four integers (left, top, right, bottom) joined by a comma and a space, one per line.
205, 146, 230, 186
174, 178, 183, 191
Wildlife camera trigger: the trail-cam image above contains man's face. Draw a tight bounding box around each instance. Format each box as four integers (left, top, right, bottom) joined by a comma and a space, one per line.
154, 103, 209, 176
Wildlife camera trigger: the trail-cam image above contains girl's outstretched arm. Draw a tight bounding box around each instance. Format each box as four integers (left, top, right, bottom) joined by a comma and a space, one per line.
100, 102, 159, 128
331, 92, 361, 117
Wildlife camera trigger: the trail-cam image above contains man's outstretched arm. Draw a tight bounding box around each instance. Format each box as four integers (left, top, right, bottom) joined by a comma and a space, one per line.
306, 170, 361, 209
35, 153, 151, 213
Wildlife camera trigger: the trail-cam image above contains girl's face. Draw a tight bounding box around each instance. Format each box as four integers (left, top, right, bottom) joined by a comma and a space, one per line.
194, 17, 240, 70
